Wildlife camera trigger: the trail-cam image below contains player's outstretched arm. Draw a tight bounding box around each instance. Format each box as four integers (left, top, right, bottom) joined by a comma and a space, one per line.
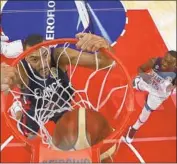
137, 58, 157, 83
1, 62, 28, 92
1, 62, 18, 92
53, 33, 114, 70
138, 58, 156, 73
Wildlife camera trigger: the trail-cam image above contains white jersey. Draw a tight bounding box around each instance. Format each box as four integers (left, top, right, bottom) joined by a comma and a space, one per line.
1, 39, 23, 58
146, 70, 174, 97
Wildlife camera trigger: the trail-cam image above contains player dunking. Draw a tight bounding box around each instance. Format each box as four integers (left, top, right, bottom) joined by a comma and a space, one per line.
125, 50, 176, 143
1, 33, 114, 138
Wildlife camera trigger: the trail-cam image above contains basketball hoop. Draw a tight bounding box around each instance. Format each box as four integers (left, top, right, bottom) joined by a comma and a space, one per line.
1, 38, 134, 162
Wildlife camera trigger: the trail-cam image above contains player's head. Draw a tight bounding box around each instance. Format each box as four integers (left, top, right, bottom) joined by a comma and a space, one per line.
23, 34, 51, 77
161, 50, 176, 71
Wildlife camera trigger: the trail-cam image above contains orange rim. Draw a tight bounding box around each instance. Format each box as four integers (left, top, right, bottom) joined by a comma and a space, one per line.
2, 38, 134, 162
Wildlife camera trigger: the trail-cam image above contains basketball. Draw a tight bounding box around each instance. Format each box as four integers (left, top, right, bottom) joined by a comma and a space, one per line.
52, 108, 115, 162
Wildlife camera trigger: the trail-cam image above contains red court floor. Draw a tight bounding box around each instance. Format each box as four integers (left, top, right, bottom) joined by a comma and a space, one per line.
1, 10, 176, 163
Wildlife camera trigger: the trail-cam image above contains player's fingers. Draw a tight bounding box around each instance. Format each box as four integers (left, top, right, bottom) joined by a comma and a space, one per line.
1, 65, 17, 75
1, 75, 14, 90
80, 38, 92, 51
1, 84, 10, 92
80, 37, 98, 52
80, 34, 102, 51
6, 76, 13, 86
7, 71, 17, 83
76, 33, 109, 52
95, 39, 109, 49
76, 34, 91, 50
1, 62, 9, 66
91, 43, 102, 52
91, 39, 104, 51
2, 77, 10, 84
86, 39, 104, 52
84, 44, 95, 52
2, 68, 17, 82
75, 32, 86, 39
90, 38, 109, 52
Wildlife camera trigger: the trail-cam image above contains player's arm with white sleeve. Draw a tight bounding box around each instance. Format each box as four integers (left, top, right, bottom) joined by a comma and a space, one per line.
1, 36, 23, 58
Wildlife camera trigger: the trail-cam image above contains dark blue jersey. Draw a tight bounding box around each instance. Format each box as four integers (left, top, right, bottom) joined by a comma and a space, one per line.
21, 50, 74, 114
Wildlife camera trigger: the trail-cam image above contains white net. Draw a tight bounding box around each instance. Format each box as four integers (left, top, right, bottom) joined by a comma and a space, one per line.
7, 41, 131, 147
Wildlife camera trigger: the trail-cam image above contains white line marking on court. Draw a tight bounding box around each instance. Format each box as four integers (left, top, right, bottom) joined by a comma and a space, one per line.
111, 41, 117, 47
1, 142, 26, 147
134, 136, 176, 142
122, 137, 145, 163
126, 17, 129, 24
84, 4, 113, 43
120, 29, 126, 36
0, 0, 7, 12
121, 1, 127, 12
103, 136, 176, 144
0, 135, 14, 151
75, 1, 90, 30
